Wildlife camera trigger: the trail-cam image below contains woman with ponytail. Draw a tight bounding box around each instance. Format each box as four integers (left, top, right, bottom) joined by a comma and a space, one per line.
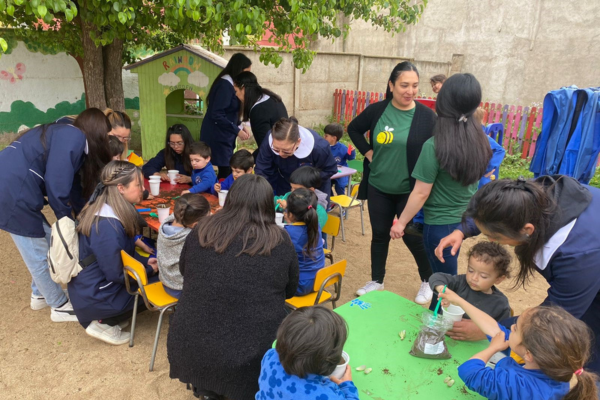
104, 108, 143, 167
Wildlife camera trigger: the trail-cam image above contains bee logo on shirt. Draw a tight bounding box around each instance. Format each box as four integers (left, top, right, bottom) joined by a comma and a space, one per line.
377, 126, 394, 145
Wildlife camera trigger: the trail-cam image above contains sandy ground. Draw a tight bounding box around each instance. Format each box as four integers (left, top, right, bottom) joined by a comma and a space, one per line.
0, 205, 549, 400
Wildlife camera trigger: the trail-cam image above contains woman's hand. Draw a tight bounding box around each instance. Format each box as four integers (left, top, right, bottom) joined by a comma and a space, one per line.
148, 258, 159, 273
434, 230, 465, 263
364, 150, 373, 162
237, 129, 250, 141
447, 320, 487, 341
390, 218, 405, 240
175, 175, 191, 184
159, 172, 169, 181
330, 364, 353, 385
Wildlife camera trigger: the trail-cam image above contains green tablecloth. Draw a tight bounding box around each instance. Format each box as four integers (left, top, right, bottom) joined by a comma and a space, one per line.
334, 290, 488, 399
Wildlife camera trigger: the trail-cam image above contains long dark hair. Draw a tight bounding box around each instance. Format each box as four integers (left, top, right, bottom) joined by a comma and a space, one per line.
464, 178, 556, 288
73, 108, 113, 197
286, 188, 320, 258
233, 71, 282, 121
207, 52, 252, 102
164, 124, 193, 174
433, 73, 491, 186
385, 61, 419, 100
198, 174, 285, 256
272, 117, 300, 143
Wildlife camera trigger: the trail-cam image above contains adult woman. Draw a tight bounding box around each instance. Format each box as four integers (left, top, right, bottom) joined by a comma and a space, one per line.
255, 117, 337, 197
104, 108, 143, 166
200, 53, 252, 179
68, 161, 156, 345
167, 174, 299, 399
390, 73, 492, 309
430, 74, 446, 94
142, 124, 193, 183
347, 62, 436, 300
233, 71, 288, 153
435, 175, 600, 373
0, 108, 111, 321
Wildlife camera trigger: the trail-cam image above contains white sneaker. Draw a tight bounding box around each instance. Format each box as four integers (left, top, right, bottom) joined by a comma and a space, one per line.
86, 321, 131, 346
30, 289, 69, 311
118, 320, 130, 329
50, 300, 79, 322
415, 281, 434, 305
356, 281, 384, 296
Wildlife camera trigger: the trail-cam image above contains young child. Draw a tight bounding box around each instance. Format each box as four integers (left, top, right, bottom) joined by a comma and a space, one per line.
109, 135, 125, 161
181, 141, 217, 195
211, 149, 254, 195
275, 166, 329, 229
284, 189, 326, 295
439, 289, 598, 400
430, 241, 512, 321
256, 306, 360, 399
323, 123, 356, 195
157, 194, 211, 299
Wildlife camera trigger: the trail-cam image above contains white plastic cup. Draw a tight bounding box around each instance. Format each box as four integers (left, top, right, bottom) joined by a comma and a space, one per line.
156, 205, 170, 224
330, 351, 350, 380
167, 170, 179, 185
149, 181, 160, 196
442, 304, 465, 323
149, 175, 161, 180
275, 213, 284, 226
218, 190, 228, 207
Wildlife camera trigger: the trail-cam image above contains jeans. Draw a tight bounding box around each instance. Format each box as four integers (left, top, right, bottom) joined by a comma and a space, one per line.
332, 178, 347, 196
164, 285, 182, 299
367, 184, 432, 284
9, 222, 68, 308
423, 222, 461, 310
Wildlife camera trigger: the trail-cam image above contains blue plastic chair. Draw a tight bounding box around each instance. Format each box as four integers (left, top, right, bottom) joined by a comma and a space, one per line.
485, 123, 504, 146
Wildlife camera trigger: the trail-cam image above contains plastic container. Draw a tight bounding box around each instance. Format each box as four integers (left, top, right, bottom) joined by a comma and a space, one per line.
275, 213, 284, 226
167, 170, 179, 185
149, 181, 160, 196
330, 351, 350, 380
218, 190, 228, 207
156, 204, 170, 224
442, 304, 465, 323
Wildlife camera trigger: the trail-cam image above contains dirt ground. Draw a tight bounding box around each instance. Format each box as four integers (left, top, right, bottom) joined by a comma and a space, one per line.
0, 205, 549, 400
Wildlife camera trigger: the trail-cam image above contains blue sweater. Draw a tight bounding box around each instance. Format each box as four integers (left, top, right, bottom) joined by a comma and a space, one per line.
479, 135, 506, 188
458, 324, 569, 400
0, 124, 87, 238
142, 149, 189, 178
210, 173, 234, 195
285, 223, 325, 295
256, 349, 360, 400
189, 162, 217, 194
330, 142, 356, 187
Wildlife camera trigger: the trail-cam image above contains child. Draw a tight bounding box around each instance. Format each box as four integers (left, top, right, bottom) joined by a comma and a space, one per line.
284, 189, 326, 295
275, 166, 329, 229
323, 123, 356, 195
157, 194, 211, 299
109, 135, 125, 161
211, 149, 254, 195
439, 289, 598, 400
430, 241, 511, 321
256, 306, 359, 399
181, 141, 217, 195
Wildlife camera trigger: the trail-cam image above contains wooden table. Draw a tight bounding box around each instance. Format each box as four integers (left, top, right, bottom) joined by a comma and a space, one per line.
334, 291, 487, 399
136, 179, 219, 232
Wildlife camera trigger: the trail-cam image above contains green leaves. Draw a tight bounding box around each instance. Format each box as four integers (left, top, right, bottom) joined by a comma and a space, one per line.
38, 4, 48, 18
0, 38, 8, 53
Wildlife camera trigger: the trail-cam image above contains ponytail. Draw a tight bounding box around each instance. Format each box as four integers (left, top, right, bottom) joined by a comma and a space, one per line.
286, 188, 319, 258
565, 369, 599, 400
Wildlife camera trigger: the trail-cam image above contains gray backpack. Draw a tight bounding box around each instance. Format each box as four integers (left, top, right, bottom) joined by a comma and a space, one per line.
48, 217, 96, 284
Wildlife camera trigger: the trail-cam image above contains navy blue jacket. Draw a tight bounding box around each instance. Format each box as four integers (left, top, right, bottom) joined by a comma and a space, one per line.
0, 124, 86, 238
142, 149, 189, 178
189, 162, 218, 194
255, 127, 338, 196
200, 76, 241, 167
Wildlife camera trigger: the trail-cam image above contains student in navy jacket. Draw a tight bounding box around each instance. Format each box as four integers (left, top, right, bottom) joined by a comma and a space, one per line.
0, 108, 111, 322
200, 53, 252, 179
142, 124, 193, 182
255, 117, 338, 198
435, 175, 600, 373
69, 161, 157, 345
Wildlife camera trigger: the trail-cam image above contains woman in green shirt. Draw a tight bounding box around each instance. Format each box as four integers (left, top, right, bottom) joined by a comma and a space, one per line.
391, 73, 492, 310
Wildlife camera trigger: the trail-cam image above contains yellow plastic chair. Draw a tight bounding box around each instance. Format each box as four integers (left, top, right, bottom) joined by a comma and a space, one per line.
121, 250, 178, 372
330, 184, 364, 241
321, 214, 341, 264
286, 260, 347, 310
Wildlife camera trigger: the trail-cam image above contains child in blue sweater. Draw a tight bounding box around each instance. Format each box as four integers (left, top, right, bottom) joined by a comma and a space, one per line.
439, 289, 597, 400
182, 141, 217, 195
284, 188, 325, 295
211, 149, 254, 195
323, 123, 356, 195
256, 306, 359, 400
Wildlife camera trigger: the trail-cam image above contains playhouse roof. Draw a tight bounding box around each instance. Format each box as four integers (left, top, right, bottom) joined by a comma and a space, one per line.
124, 44, 228, 70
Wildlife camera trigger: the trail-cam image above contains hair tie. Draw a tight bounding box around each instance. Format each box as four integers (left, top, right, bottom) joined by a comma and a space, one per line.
574, 368, 583, 376
458, 114, 468, 123
88, 182, 106, 204
307, 205, 313, 210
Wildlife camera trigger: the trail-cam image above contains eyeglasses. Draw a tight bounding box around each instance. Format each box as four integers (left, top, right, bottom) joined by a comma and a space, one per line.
169, 141, 185, 148
271, 142, 298, 156
114, 135, 131, 142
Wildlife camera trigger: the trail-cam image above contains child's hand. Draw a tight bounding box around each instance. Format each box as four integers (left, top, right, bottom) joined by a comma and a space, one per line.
175, 175, 191, 184
137, 241, 155, 255
330, 364, 352, 385
489, 331, 509, 352
147, 258, 159, 273
181, 190, 190, 195
484, 169, 496, 178
214, 182, 221, 193
438, 287, 462, 306
277, 199, 287, 210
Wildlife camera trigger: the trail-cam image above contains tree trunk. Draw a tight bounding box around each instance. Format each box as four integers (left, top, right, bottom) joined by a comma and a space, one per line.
80, 17, 107, 110
69, 53, 89, 108
103, 38, 125, 111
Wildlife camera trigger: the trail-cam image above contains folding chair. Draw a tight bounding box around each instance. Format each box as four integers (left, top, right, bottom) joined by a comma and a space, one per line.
121, 251, 178, 372
330, 184, 364, 241
286, 260, 347, 310
322, 214, 341, 264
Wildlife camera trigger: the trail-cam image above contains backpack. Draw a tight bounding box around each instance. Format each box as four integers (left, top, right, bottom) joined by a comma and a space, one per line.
48, 216, 96, 284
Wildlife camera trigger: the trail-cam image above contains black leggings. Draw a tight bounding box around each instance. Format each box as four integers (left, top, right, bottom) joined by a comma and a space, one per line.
367, 184, 432, 284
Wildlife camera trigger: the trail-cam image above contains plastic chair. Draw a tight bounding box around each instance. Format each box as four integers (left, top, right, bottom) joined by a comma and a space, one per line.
285, 260, 347, 309
121, 250, 178, 372
321, 214, 341, 264
347, 159, 363, 188
485, 123, 504, 145
330, 184, 364, 241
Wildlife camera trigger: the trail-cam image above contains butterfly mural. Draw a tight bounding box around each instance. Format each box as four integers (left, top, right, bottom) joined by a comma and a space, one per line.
0, 63, 26, 84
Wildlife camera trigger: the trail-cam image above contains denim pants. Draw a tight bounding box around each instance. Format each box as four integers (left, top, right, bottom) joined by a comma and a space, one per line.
10, 222, 69, 308
423, 222, 461, 310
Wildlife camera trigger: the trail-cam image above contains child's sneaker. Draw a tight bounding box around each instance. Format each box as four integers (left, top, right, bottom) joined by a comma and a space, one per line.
50, 300, 79, 322
356, 281, 384, 296
30, 294, 49, 310
86, 321, 131, 345
415, 281, 433, 305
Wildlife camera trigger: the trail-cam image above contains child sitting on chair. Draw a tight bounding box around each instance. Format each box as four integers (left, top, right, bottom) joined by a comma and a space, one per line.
211, 149, 254, 195
256, 306, 360, 399
181, 141, 217, 195
323, 123, 356, 196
